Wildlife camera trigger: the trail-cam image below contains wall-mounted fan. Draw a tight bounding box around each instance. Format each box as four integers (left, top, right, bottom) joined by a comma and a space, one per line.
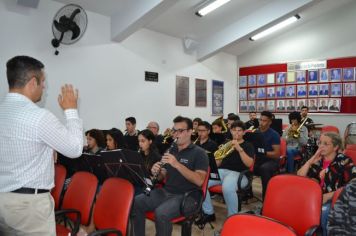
51, 4, 88, 55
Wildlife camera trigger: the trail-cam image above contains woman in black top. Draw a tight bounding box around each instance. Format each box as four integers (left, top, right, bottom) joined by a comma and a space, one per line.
138, 129, 161, 177
105, 128, 127, 150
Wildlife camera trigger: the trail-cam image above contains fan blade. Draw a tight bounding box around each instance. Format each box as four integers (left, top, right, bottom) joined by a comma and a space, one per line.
70, 23, 81, 40
53, 20, 69, 33
69, 8, 81, 21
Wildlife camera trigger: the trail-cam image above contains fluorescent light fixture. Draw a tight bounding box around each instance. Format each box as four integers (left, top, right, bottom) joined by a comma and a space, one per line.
250, 15, 300, 41
196, 0, 231, 17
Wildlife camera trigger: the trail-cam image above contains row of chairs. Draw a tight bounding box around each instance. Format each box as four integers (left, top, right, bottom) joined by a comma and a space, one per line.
51, 164, 134, 236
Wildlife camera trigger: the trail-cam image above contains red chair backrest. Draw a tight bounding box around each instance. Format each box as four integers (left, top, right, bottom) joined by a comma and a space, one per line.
51, 164, 67, 210
61, 171, 98, 225
262, 175, 322, 236
331, 187, 344, 209
280, 138, 287, 157
321, 125, 340, 134
346, 144, 356, 151
221, 214, 297, 236
202, 167, 210, 198
93, 178, 134, 236
344, 149, 356, 164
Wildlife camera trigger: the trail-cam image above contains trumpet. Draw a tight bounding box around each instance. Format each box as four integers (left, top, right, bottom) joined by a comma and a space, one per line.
288, 117, 308, 139
214, 141, 234, 160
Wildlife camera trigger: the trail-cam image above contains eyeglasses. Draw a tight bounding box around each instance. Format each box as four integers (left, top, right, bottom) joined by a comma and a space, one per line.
197, 129, 208, 132
317, 141, 333, 146
171, 128, 189, 134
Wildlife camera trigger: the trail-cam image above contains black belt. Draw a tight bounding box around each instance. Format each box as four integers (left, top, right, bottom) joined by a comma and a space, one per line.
11, 187, 49, 194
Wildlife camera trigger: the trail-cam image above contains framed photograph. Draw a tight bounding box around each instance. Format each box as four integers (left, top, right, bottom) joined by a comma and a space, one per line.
248, 101, 256, 112
276, 86, 285, 98
248, 88, 257, 100
286, 85, 296, 98
308, 84, 318, 97
212, 80, 224, 115
319, 98, 329, 111
257, 100, 266, 112
257, 87, 266, 99
328, 98, 340, 112
287, 72, 296, 83
248, 75, 256, 86
267, 73, 275, 84
344, 83, 356, 96
276, 100, 286, 112
195, 79, 207, 107
330, 83, 342, 97
266, 87, 275, 98
297, 99, 307, 111
239, 88, 247, 100
286, 99, 296, 112
318, 84, 329, 97
176, 75, 189, 106
296, 70, 306, 83
297, 84, 307, 97
257, 74, 267, 86
239, 75, 248, 87
319, 69, 329, 82
343, 68, 355, 81
276, 72, 286, 84
308, 70, 318, 83
308, 99, 318, 112
240, 101, 248, 112
330, 68, 342, 82
266, 100, 275, 112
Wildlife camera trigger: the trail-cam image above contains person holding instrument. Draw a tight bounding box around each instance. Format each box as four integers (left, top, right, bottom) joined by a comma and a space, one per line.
132, 116, 208, 236
282, 111, 308, 173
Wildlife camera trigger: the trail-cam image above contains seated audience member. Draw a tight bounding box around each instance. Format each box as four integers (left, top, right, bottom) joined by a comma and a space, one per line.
300, 106, 314, 132
105, 128, 127, 150
195, 121, 218, 154
147, 121, 168, 154
84, 129, 105, 154
210, 118, 227, 146
282, 112, 308, 173
245, 112, 259, 130
254, 111, 281, 199
226, 113, 240, 140
196, 121, 254, 224
131, 116, 208, 236
328, 179, 356, 235
124, 116, 139, 151
297, 132, 356, 236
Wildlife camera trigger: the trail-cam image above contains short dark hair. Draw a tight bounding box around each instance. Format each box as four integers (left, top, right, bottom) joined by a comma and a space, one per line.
228, 113, 240, 121
301, 106, 308, 110
212, 120, 223, 127
106, 128, 126, 149
173, 116, 193, 130
231, 120, 246, 130
6, 55, 44, 89
85, 129, 106, 148
193, 117, 202, 123
288, 111, 302, 124
125, 117, 136, 125
261, 111, 274, 120
198, 121, 211, 130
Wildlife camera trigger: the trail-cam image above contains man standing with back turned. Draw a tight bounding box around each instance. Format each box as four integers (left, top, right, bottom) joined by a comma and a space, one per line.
0, 55, 83, 236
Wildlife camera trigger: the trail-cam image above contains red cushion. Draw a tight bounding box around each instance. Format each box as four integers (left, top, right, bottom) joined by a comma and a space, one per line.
209, 185, 222, 193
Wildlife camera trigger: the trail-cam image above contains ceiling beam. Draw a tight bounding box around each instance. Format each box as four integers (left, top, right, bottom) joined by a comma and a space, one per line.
111, 0, 179, 42
196, 0, 314, 61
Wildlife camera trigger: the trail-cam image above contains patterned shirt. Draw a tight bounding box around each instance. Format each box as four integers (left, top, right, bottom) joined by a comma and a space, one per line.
0, 93, 83, 192
307, 153, 356, 193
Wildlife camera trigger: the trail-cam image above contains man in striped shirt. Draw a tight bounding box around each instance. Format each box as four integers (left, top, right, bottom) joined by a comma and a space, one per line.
0, 55, 83, 236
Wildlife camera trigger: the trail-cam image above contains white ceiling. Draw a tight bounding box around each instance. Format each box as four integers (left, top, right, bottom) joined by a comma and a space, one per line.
52, 0, 352, 61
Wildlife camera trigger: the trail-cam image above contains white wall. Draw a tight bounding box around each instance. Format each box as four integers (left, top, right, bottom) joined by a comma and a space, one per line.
237, 0, 356, 135
0, 0, 237, 132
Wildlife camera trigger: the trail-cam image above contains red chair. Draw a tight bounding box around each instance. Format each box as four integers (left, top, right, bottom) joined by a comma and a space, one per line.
345, 149, 356, 164
345, 144, 356, 151
321, 125, 340, 134
282, 124, 289, 132
51, 164, 67, 210
146, 167, 210, 236
331, 187, 344, 209
56, 171, 98, 236
279, 138, 287, 169
88, 178, 134, 236
262, 175, 322, 236
221, 214, 297, 236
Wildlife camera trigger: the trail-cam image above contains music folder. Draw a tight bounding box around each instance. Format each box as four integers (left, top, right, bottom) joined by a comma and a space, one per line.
208, 152, 220, 180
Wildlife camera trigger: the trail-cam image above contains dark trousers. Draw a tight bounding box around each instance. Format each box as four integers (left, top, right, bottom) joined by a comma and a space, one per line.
254, 159, 279, 199
132, 188, 184, 236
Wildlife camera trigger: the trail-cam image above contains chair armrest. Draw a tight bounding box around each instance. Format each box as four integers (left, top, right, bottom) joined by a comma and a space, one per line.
237, 169, 253, 190
180, 189, 203, 218
55, 209, 81, 235
305, 225, 322, 236
88, 228, 122, 236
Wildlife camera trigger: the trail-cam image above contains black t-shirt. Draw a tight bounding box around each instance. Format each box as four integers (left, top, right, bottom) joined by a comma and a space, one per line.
210, 133, 227, 146
196, 138, 218, 154
219, 141, 255, 172
164, 144, 209, 194
124, 132, 139, 151
141, 149, 161, 177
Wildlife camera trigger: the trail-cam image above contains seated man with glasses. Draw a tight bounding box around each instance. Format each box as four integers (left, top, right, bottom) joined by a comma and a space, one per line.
195, 121, 218, 154
132, 116, 209, 236
146, 121, 168, 155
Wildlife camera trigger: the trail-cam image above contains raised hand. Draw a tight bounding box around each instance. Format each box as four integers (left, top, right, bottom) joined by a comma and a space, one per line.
58, 84, 78, 110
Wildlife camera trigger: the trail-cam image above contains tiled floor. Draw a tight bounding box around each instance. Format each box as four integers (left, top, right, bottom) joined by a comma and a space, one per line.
145, 177, 263, 236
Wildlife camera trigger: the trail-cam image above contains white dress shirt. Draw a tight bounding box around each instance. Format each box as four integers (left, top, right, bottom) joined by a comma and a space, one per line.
0, 93, 83, 192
